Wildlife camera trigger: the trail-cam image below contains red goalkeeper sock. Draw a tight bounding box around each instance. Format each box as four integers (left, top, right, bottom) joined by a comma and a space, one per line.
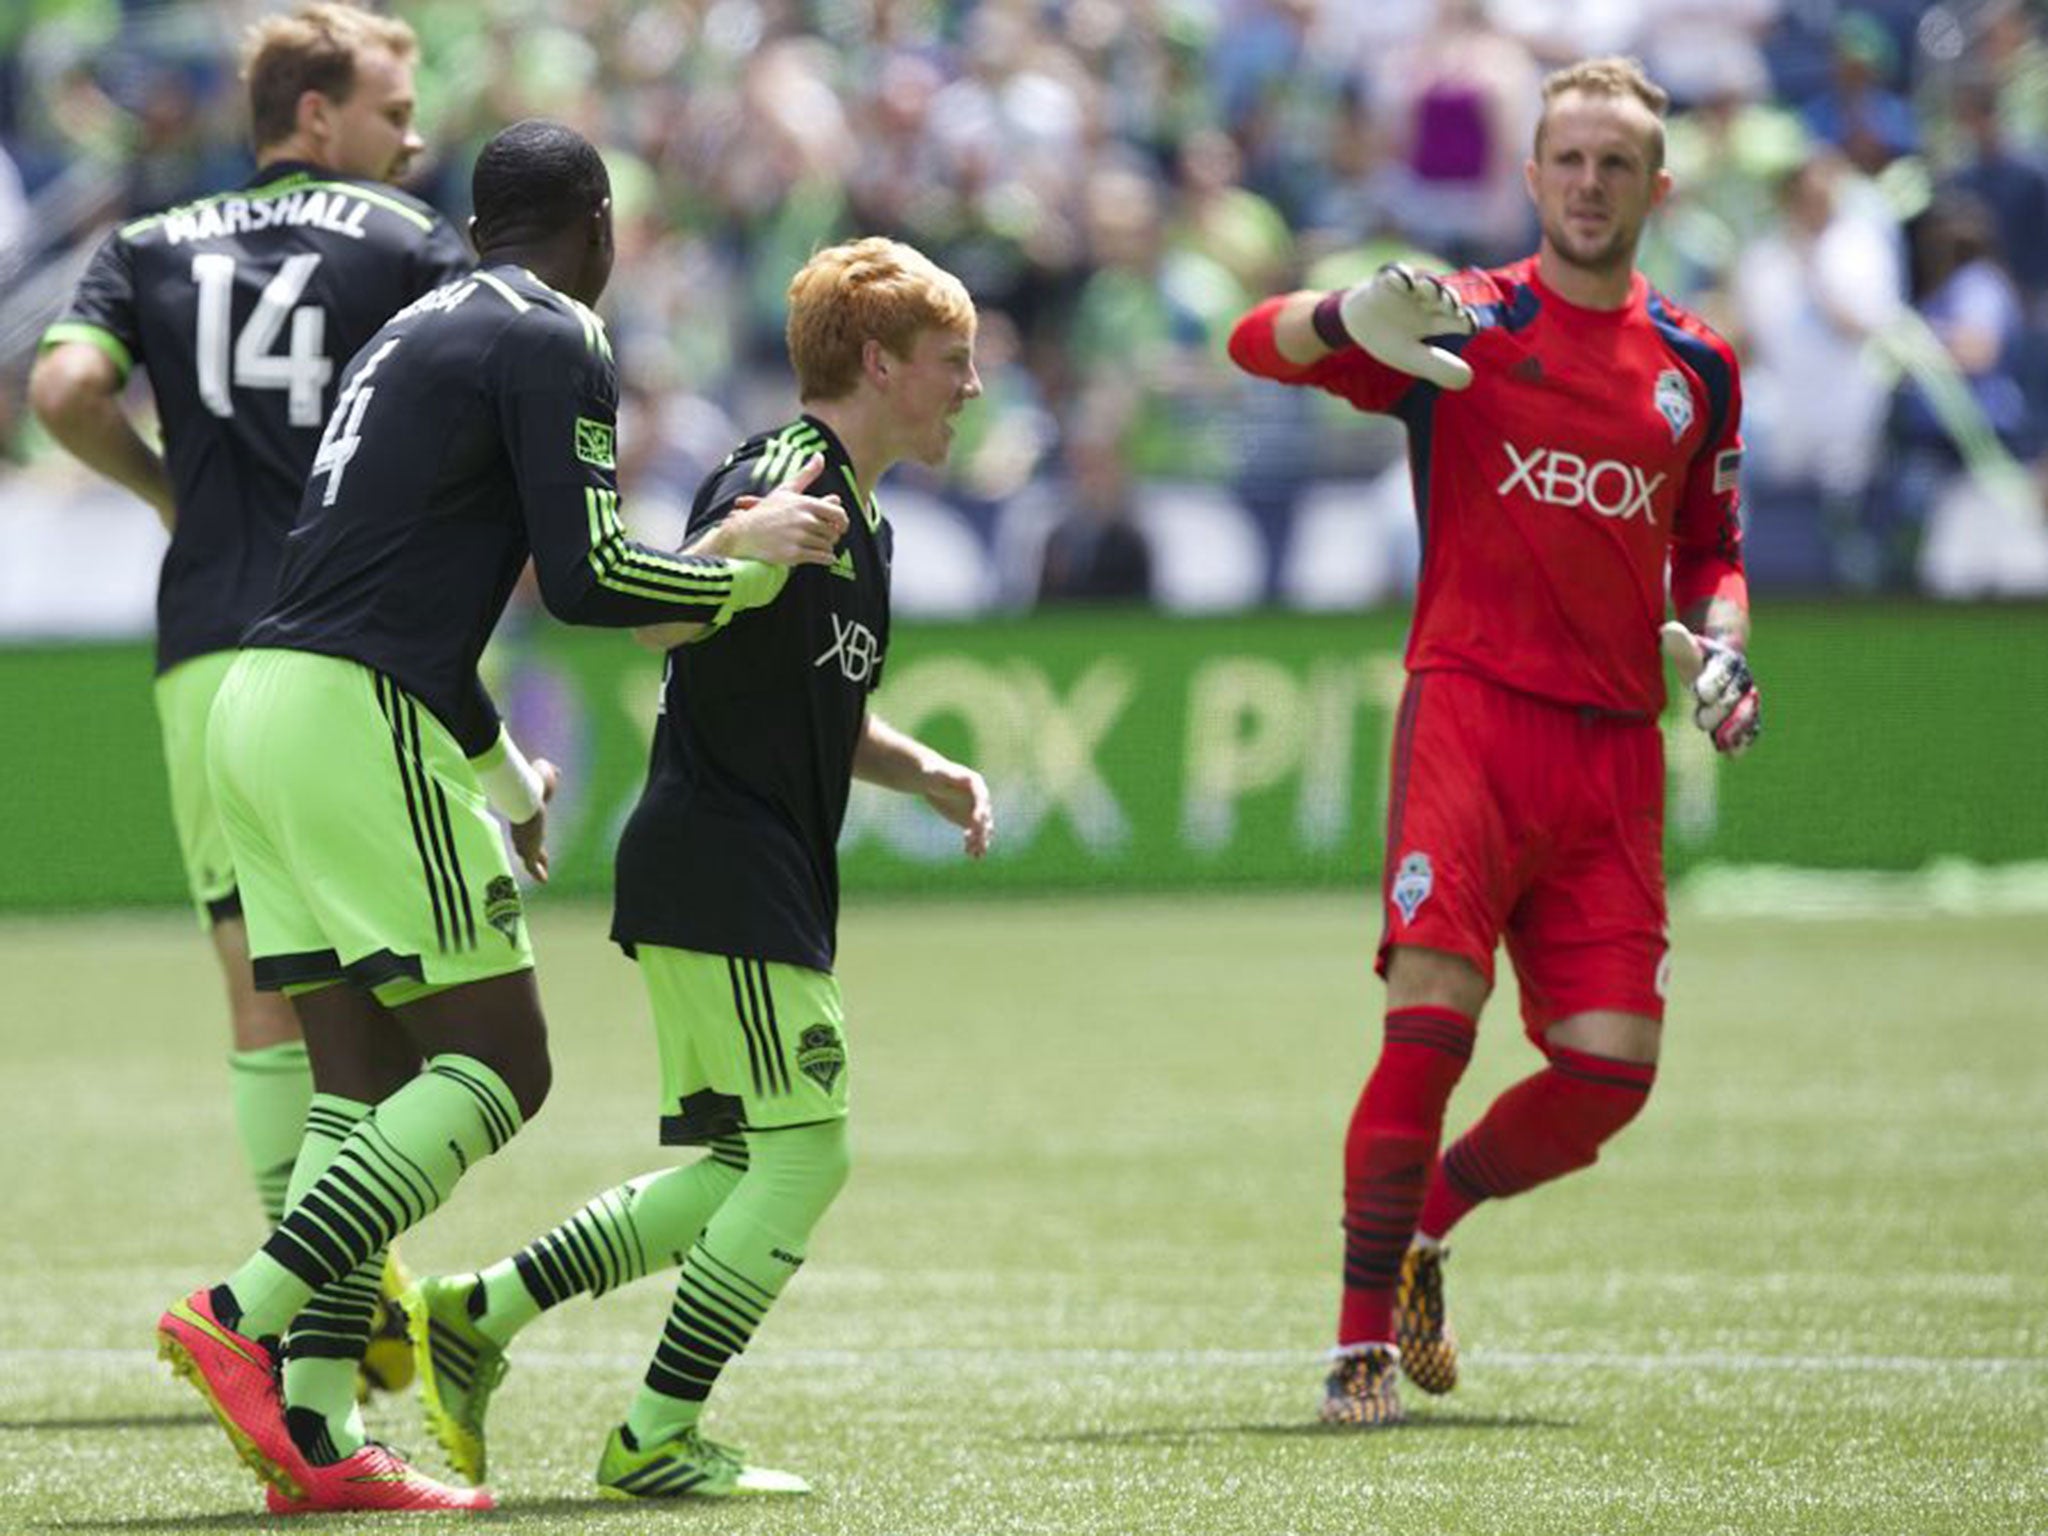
1417, 1043, 1655, 1238
1337, 1007, 1475, 1348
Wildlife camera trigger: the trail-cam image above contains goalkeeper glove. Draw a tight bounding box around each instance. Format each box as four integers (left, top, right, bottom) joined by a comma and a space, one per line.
1660, 621, 1762, 756
1330, 264, 1479, 390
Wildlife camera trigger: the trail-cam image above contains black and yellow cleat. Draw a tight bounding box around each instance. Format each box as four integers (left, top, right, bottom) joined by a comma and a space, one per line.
597, 1424, 810, 1499
356, 1251, 418, 1400
1318, 1343, 1405, 1428
405, 1274, 509, 1484
1394, 1242, 1458, 1395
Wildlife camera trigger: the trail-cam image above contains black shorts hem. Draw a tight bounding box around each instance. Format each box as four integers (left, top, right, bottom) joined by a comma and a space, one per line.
659, 1088, 745, 1146
251, 948, 344, 991
342, 949, 425, 991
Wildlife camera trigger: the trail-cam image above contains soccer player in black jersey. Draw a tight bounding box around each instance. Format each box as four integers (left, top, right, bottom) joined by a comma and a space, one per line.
28, 4, 470, 1402
405, 238, 994, 1501
151, 121, 848, 1515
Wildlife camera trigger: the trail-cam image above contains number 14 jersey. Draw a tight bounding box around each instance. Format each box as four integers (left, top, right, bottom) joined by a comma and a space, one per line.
44, 160, 470, 673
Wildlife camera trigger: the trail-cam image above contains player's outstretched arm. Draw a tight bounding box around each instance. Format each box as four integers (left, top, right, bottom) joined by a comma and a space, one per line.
1232, 265, 1479, 386
28, 341, 176, 528
853, 712, 993, 860
1328, 265, 1479, 390
634, 455, 849, 651
1661, 606, 1761, 757
685, 453, 849, 566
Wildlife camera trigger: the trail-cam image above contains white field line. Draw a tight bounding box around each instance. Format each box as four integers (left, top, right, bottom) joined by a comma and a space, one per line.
1673, 859, 2048, 918
9, 1346, 2047, 1376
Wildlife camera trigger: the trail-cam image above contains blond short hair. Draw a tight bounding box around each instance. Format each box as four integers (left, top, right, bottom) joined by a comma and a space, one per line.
241, 2, 419, 150
786, 237, 976, 402
1536, 56, 1671, 172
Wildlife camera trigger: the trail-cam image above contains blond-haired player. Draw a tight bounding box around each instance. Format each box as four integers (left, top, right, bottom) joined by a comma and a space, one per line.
1231, 57, 1760, 1426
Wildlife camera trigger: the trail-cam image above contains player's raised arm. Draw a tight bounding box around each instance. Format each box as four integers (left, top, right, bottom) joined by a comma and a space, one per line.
1327, 265, 1481, 389
1230, 265, 1480, 411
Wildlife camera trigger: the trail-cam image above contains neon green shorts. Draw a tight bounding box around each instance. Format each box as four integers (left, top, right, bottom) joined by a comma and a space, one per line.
206, 648, 534, 1008
638, 945, 850, 1145
154, 650, 240, 924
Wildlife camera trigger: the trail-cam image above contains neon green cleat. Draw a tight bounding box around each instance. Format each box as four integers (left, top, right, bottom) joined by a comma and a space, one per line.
402, 1275, 506, 1484
357, 1250, 418, 1400
596, 1424, 811, 1499
1394, 1242, 1459, 1395
1318, 1343, 1405, 1428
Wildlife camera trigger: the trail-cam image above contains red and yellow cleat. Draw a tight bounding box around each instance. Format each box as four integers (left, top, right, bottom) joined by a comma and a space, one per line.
156, 1288, 304, 1501
263, 1442, 495, 1514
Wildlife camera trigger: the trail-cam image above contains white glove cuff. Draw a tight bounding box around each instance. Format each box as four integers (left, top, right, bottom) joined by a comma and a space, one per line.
472, 727, 545, 823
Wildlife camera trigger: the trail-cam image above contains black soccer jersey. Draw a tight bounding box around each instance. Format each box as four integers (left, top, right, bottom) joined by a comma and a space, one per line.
243, 263, 760, 754
612, 416, 893, 972
43, 161, 472, 673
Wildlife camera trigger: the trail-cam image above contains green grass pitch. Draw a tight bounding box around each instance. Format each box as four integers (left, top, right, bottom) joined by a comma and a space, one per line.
2, 893, 2043, 1534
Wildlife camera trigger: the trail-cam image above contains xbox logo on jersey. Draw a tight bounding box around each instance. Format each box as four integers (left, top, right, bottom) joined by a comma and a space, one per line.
1498, 441, 1665, 523
815, 612, 880, 683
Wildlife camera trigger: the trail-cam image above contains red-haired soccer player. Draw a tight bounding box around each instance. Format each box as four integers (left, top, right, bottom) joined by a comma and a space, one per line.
1228, 56, 1763, 1426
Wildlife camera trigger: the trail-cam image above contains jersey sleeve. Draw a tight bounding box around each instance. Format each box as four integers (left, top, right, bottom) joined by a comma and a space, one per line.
449, 672, 503, 759
41, 228, 143, 381
502, 311, 752, 628
1227, 294, 1426, 416
1668, 337, 1750, 616
683, 455, 760, 540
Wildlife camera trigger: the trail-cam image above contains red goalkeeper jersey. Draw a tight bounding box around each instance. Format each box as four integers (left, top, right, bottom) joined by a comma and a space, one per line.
1230, 259, 1748, 716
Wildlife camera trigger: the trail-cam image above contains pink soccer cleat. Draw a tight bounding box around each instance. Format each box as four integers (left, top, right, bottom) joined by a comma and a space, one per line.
156, 1287, 303, 1500
263, 1442, 496, 1514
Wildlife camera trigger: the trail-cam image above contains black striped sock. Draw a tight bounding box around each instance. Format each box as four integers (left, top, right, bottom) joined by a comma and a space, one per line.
512, 1136, 748, 1311
643, 1239, 779, 1406
228, 1055, 522, 1339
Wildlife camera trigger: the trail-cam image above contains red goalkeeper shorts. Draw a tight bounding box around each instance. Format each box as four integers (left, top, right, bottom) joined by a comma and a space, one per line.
1374, 668, 1670, 1036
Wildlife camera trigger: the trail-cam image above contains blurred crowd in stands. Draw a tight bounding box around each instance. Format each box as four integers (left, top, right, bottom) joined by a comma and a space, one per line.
3, 0, 2047, 618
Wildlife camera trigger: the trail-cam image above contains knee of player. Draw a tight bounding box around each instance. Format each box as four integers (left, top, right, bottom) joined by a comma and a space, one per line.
819, 1123, 853, 1200
753, 1119, 852, 1220
503, 1050, 552, 1124
1546, 1045, 1658, 1138
803, 1120, 853, 1206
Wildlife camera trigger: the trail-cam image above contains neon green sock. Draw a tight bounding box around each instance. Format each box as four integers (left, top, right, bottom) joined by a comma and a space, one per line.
226, 1054, 523, 1338
228, 1042, 312, 1225
472, 1136, 748, 1348
278, 1094, 377, 1463
624, 1121, 848, 1446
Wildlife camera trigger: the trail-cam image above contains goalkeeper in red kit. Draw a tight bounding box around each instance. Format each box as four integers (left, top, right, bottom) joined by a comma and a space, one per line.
1228, 56, 1763, 1426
